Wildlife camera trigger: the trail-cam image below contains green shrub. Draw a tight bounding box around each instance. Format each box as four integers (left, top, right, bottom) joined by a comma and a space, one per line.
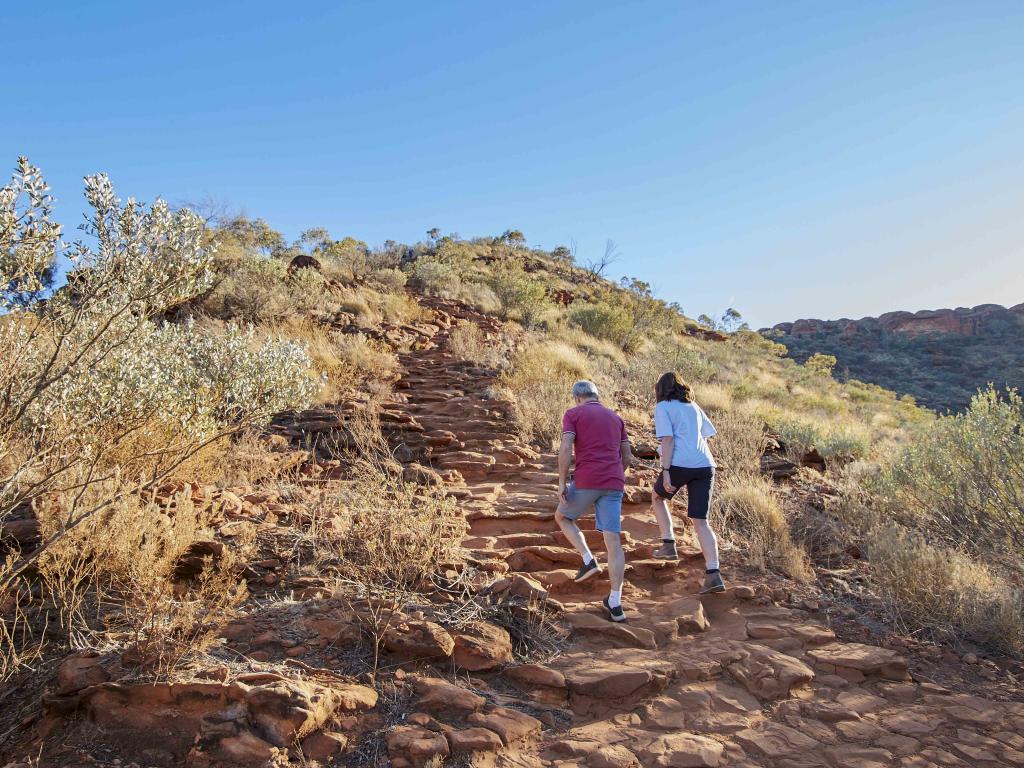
370, 267, 407, 291
879, 385, 1024, 557
406, 255, 459, 294
805, 352, 837, 376
567, 302, 633, 347
485, 261, 551, 328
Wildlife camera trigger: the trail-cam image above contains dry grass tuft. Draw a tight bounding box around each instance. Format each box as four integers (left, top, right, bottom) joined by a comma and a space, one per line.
868, 526, 1024, 656
716, 475, 812, 581
497, 340, 591, 447
34, 486, 250, 679
708, 409, 766, 477
448, 322, 514, 370
302, 410, 467, 671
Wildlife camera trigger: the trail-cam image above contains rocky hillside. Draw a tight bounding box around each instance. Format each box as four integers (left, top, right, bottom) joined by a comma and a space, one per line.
4, 290, 1023, 768
3, 162, 1022, 768
766, 303, 1024, 412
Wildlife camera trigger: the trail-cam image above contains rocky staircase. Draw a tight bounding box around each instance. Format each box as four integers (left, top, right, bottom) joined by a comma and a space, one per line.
376, 297, 1024, 768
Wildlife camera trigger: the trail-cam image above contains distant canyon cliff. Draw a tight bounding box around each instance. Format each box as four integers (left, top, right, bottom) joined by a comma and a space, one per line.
764, 303, 1024, 412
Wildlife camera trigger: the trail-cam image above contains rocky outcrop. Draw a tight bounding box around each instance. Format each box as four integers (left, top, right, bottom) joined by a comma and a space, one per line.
766, 302, 1024, 412
773, 303, 1024, 339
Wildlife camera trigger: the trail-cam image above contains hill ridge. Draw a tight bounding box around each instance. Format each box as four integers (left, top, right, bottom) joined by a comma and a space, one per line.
765, 301, 1024, 412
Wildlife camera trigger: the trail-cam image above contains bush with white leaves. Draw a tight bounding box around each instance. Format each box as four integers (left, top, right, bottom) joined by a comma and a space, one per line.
0, 158, 315, 618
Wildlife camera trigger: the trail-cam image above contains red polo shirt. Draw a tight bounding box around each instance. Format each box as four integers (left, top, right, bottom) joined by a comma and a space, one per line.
562, 401, 629, 490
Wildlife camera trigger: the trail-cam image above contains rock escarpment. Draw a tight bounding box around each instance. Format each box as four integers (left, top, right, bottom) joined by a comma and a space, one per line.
767, 303, 1024, 412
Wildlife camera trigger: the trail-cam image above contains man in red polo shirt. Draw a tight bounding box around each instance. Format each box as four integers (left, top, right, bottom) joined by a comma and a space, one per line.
555, 380, 633, 622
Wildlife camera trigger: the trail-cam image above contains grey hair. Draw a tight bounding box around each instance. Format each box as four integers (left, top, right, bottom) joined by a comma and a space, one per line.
571, 380, 599, 400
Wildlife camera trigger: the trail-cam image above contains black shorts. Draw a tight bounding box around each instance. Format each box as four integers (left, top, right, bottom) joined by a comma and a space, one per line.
653, 466, 715, 519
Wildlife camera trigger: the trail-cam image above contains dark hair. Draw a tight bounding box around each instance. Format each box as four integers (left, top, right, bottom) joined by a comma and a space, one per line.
655, 371, 694, 403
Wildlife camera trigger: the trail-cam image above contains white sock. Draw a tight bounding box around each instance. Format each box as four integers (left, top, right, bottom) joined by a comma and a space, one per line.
580, 542, 594, 565
607, 589, 622, 608
693, 519, 720, 571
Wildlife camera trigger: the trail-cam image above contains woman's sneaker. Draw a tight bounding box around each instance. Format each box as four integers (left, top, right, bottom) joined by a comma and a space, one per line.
651, 541, 679, 560
602, 597, 627, 622
574, 559, 602, 583
699, 570, 726, 594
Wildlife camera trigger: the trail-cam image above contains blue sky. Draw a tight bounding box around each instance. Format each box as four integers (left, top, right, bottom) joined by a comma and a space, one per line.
4, 0, 1023, 326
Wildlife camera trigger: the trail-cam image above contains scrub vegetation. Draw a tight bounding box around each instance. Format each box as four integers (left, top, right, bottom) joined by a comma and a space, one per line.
2, 154, 1021, 698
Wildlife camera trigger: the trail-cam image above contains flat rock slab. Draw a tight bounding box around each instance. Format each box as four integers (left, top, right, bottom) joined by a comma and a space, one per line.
466, 707, 542, 745
640, 733, 724, 767
734, 723, 822, 758
565, 663, 655, 698
566, 611, 658, 649
807, 643, 908, 680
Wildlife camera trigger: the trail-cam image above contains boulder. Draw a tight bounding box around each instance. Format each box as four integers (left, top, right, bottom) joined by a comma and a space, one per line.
667, 596, 710, 633
56, 652, 110, 695
246, 680, 375, 746
383, 620, 455, 659
388, 725, 450, 766
301, 730, 348, 762
412, 676, 485, 714
445, 727, 504, 754
452, 621, 514, 671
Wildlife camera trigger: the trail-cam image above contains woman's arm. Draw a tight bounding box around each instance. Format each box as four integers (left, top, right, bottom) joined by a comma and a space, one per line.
659, 435, 676, 492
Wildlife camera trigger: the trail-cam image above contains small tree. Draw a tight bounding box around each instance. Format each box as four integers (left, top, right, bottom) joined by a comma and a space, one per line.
501, 229, 526, 249
551, 245, 574, 263
720, 307, 748, 333
583, 238, 620, 279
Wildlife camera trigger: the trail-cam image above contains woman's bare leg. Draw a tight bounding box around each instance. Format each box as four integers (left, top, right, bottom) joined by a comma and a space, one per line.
650, 491, 675, 541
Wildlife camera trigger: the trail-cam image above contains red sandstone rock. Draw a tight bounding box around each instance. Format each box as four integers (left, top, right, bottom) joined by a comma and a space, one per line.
724, 645, 815, 700
383, 619, 455, 659
504, 663, 567, 689
807, 643, 908, 680
55, 652, 110, 695
452, 621, 514, 670
388, 725, 450, 766
412, 676, 485, 714
466, 707, 542, 745
445, 726, 504, 753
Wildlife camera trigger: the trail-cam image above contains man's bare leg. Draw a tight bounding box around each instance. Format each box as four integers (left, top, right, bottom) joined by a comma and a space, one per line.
602, 530, 625, 604
555, 509, 594, 565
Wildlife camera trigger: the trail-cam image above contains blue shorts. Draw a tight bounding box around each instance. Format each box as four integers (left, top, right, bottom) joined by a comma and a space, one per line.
558, 483, 624, 533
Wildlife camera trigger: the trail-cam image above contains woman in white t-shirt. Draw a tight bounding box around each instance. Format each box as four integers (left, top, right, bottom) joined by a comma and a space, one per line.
649, 372, 725, 594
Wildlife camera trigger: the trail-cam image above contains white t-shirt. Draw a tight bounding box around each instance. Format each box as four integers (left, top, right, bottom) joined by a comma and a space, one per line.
654, 400, 716, 468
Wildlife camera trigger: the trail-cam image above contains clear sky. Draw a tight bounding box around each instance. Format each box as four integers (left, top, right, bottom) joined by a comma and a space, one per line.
4, 0, 1023, 327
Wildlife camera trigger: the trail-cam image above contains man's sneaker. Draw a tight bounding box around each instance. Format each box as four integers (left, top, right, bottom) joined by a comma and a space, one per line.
602, 597, 627, 622
699, 571, 726, 594
651, 541, 679, 560
574, 559, 602, 583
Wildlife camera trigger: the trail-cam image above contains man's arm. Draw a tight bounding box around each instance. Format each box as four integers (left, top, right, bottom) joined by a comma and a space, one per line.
620, 439, 633, 472
558, 433, 574, 499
